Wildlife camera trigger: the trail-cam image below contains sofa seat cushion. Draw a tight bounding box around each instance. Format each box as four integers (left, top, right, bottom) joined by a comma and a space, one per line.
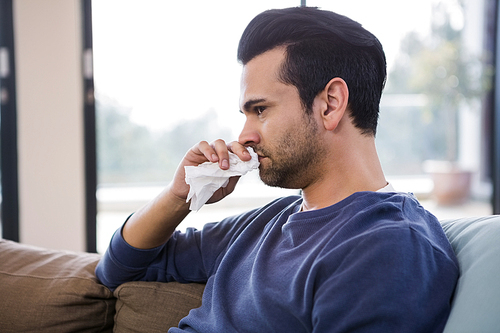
441, 216, 500, 333
0, 239, 115, 332
114, 281, 205, 332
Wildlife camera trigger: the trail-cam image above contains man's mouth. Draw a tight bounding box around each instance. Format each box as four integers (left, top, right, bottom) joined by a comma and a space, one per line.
254, 151, 266, 162
249, 147, 265, 162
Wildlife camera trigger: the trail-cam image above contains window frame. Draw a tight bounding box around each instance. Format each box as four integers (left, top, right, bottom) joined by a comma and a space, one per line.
0, 0, 19, 242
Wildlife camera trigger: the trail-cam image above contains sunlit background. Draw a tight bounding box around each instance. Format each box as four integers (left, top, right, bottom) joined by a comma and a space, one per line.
92, 0, 492, 253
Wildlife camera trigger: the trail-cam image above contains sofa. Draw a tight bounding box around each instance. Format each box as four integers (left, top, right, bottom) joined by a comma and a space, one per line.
1, 215, 499, 332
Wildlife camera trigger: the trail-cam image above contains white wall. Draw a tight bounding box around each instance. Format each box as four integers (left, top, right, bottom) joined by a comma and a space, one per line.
14, 0, 86, 251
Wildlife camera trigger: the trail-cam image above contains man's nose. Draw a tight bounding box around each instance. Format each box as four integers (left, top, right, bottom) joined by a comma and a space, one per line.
238, 119, 260, 146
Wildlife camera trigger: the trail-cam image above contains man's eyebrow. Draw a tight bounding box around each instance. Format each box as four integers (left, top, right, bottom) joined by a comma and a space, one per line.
240, 98, 267, 113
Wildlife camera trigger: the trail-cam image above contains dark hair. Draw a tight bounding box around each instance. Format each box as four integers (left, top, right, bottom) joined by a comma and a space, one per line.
237, 7, 386, 136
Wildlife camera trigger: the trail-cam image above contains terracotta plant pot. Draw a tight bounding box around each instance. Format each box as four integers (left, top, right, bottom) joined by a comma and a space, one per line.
423, 160, 472, 206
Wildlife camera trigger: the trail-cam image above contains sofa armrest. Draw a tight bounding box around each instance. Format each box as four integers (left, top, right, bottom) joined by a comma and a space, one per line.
113, 281, 205, 332
0, 239, 115, 332
441, 216, 500, 333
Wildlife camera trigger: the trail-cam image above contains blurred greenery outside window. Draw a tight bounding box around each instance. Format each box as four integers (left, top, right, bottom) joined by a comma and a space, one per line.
93, 0, 492, 252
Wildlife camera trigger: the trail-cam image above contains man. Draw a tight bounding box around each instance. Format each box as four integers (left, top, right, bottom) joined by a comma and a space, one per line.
96, 7, 459, 332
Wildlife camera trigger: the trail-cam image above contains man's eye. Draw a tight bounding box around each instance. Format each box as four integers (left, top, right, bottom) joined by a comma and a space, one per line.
255, 106, 266, 115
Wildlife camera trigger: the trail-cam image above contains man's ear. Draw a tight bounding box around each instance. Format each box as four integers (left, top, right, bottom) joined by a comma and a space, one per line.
316, 77, 349, 131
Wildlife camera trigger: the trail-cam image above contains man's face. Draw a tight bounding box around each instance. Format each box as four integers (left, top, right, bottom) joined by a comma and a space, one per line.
238, 48, 327, 189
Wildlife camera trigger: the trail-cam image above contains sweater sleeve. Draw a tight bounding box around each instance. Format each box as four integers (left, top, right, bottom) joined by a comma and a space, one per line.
94, 205, 270, 291
95, 225, 169, 291
95, 197, 300, 291
311, 226, 458, 333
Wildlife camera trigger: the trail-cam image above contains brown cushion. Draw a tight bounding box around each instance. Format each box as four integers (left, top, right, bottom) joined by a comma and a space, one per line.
0, 239, 115, 332
114, 281, 205, 332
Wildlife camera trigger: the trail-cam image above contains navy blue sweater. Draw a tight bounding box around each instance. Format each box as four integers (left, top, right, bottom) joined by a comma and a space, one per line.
96, 192, 459, 332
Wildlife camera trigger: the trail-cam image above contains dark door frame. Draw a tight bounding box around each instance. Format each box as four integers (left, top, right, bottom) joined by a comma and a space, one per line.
0, 0, 19, 242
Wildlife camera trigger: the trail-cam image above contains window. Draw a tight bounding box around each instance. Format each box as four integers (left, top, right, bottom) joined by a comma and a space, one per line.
92, 0, 493, 253
310, 0, 492, 215
92, 0, 299, 252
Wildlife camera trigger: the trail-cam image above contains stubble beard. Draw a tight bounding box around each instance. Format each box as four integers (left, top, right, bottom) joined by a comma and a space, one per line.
256, 116, 326, 189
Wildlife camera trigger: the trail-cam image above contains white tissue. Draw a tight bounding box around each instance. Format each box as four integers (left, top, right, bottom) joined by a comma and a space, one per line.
185, 147, 260, 211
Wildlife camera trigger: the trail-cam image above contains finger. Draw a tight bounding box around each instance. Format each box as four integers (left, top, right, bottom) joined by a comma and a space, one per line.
227, 141, 252, 161
211, 139, 230, 170
193, 141, 219, 163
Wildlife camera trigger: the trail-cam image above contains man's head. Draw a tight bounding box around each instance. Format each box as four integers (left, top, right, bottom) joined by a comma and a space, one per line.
237, 6, 386, 136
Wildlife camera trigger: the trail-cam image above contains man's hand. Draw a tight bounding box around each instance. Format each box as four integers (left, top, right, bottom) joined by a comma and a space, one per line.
121, 139, 252, 249
170, 140, 253, 205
